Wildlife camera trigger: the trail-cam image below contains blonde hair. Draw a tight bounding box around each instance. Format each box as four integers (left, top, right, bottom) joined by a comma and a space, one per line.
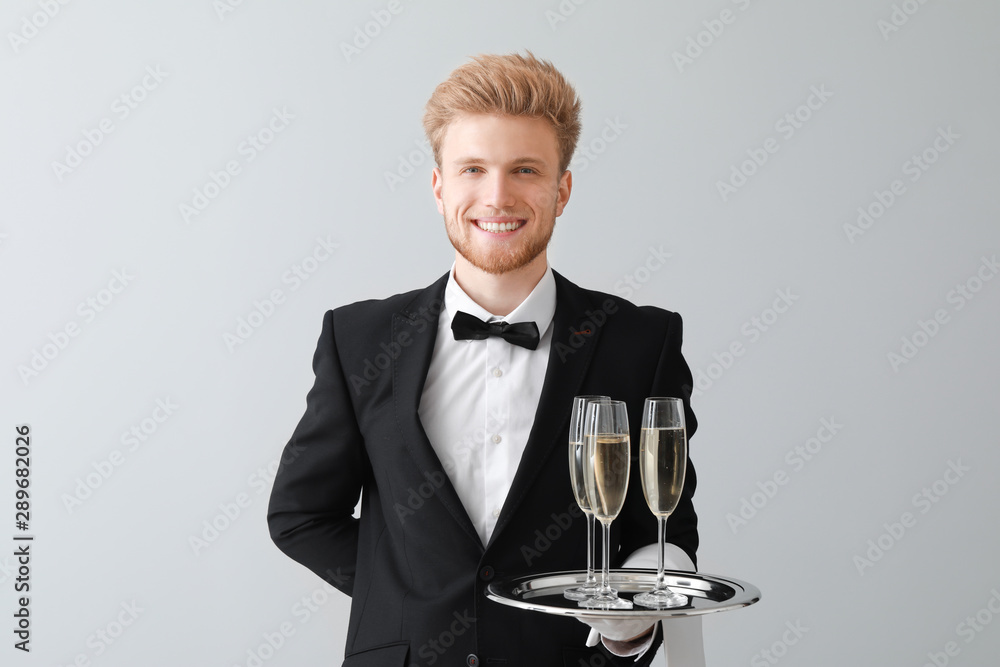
423, 52, 582, 173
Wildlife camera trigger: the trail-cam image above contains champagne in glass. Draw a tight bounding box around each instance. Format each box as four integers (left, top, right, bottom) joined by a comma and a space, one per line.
564, 396, 609, 601
639, 426, 686, 516
588, 433, 630, 520
634, 398, 689, 609
580, 400, 632, 610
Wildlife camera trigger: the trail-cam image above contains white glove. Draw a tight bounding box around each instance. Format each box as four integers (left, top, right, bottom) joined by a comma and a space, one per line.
580, 615, 658, 643
580, 543, 705, 664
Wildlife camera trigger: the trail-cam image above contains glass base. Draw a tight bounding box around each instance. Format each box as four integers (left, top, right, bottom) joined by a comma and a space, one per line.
580, 591, 633, 609
633, 588, 688, 609
563, 581, 601, 601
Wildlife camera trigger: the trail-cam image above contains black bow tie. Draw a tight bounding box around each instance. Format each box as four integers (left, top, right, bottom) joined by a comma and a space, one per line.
451, 311, 540, 350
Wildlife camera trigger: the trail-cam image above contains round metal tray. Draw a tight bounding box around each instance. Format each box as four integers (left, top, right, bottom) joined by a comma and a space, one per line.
486, 569, 761, 620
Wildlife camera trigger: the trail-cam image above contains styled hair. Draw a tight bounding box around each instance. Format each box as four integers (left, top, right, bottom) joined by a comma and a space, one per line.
423, 51, 582, 173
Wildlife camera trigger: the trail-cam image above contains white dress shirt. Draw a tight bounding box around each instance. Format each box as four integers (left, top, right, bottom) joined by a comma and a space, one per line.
418, 264, 555, 546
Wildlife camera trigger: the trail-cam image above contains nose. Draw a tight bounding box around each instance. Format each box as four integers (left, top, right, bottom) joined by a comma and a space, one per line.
484, 173, 516, 209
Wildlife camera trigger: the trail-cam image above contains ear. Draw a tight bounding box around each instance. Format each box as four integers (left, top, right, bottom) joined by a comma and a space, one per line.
432, 167, 445, 215
555, 169, 572, 217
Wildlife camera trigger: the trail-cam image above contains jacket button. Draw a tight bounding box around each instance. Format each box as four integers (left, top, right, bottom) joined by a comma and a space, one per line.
479, 566, 494, 581
466, 654, 479, 666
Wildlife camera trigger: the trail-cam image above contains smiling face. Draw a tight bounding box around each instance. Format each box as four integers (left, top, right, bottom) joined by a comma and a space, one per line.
432, 113, 571, 276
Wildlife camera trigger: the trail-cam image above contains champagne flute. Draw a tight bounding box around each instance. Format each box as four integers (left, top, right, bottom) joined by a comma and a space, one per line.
634, 397, 689, 609
564, 395, 610, 601
581, 399, 632, 609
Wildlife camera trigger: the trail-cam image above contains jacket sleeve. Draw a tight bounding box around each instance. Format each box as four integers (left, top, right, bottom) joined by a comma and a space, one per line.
267, 309, 368, 595
616, 309, 699, 569
653, 310, 698, 568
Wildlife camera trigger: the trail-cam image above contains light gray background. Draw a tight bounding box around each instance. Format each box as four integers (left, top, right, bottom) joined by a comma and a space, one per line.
2, 1, 998, 665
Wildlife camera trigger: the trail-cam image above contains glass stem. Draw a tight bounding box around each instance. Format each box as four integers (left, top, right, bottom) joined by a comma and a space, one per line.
600, 518, 612, 595
655, 515, 667, 591
585, 512, 596, 585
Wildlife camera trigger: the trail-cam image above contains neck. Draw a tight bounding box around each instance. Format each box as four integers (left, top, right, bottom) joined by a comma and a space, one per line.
453, 253, 547, 317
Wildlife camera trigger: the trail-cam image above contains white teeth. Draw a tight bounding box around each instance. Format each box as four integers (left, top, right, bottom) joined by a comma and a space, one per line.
477, 221, 522, 233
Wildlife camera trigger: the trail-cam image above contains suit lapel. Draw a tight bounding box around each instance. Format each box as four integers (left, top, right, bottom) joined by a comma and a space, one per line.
488, 271, 603, 547
392, 273, 483, 550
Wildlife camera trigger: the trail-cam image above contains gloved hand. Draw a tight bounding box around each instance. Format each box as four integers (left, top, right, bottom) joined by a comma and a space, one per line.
579, 615, 657, 644
577, 542, 697, 657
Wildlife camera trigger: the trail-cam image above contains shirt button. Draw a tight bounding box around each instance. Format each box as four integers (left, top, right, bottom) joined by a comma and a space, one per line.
492, 367, 502, 377
493, 508, 500, 518
492, 434, 502, 444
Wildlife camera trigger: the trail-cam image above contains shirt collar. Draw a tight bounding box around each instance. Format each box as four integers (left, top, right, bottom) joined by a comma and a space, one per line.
444, 263, 557, 339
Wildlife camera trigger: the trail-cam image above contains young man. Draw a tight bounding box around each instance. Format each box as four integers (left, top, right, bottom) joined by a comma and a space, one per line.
268, 52, 700, 666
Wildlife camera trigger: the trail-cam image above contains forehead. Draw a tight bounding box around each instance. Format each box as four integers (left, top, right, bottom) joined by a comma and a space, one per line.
440, 113, 559, 164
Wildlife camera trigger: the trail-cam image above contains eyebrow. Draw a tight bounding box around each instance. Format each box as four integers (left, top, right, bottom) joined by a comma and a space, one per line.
452, 156, 549, 167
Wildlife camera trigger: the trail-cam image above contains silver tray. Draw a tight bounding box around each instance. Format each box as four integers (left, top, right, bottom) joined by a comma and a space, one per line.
486, 569, 761, 620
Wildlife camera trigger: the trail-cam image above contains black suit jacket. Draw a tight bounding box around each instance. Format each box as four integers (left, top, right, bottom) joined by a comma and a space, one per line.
267, 270, 698, 666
